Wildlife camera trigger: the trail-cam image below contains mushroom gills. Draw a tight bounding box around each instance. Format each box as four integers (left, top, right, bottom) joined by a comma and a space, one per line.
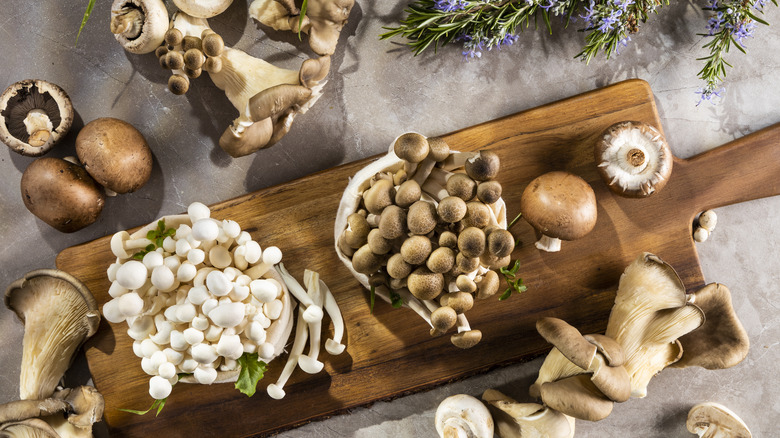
2, 86, 61, 147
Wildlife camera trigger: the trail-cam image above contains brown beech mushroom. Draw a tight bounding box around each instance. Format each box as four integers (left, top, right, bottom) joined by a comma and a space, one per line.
465, 150, 500, 181
687, 402, 751, 438
395, 179, 421, 208
110, 0, 169, 54
431, 306, 457, 332
437, 196, 467, 223
458, 227, 486, 259
367, 228, 392, 255
477, 180, 502, 204
386, 253, 412, 279
400, 235, 432, 265
427, 247, 455, 274
0, 80, 74, 157
446, 173, 477, 201
487, 229, 514, 258
5, 270, 100, 400
393, 132, 429, 176
595, 121, 673, 198
520, 171, 597, 252
20, 158, 105, 233
76, 117, 153, 195
440, 292, 473, 314
378, 205, 407, 240
475, 270, 499, 299
407, 200, 437, 235
407, 267, 443, 300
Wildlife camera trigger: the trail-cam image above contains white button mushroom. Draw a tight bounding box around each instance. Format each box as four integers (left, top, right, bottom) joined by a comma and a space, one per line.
116, 261, 148, 290
149, 375, 173, 399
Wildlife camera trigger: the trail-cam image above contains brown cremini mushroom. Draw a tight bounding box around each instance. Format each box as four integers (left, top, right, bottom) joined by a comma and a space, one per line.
0, 80, 74, 157
595, 121, 673, 198
5, 270, 100, 400
20, 158, 105, 233
520, 171, 598, 252
76, 117, 153, 195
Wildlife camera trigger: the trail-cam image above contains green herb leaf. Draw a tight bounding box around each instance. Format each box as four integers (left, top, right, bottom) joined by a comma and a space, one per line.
235, 352, 268, 397
390, 290, 404, 308
369, 285, 376, 313
498, 260, 527, 300
119, 397, 166, 416
298, 0, 308, 40
76, 0, 96, 46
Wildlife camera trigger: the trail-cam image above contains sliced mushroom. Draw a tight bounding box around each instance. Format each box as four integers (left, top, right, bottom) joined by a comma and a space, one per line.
595, 121, 673, 198
5, 270, 100, 400
435, 394, 494, 438
520, 171, 597, 252
687, 402, 751, 438
110, 0, 169, 54
75, 117, 153, 195
0, 79, 74, 156
20, 158, 105, 233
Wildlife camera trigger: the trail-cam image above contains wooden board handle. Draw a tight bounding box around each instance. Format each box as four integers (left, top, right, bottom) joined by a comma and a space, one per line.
673, 122, 780, 214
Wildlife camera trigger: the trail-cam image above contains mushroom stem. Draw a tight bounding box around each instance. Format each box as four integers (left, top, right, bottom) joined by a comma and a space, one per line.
420, 167, 453, 201
535, 234, 562, 252
23, 109, 53, 147
277, 263, 320, 316
321, 279, 346, 355
440, 151, 478, 171
266, 307, 309, 400
297, 270, 324, 374
110, 6, 144, 37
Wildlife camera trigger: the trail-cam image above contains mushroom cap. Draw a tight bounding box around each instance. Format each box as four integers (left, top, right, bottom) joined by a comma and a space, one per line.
76, 117, 153, 194
299, 55, 332, 88
446, 173, 477, 201
431, 306, 458, 332
0, 418, 60, 437
438, 231, 458, 249
536, 317, 598, 370
367, 228, 393, 255
394, 179, 422, 208
539, 374, 614, 422
363, 178, 395, 215
477, 180, 502, 204
400, 235, 432, 265
248, 84, 313, 122
5, 269, 100, 400
456, 253, 480, 274
344, 213, 370, 248
441, 292, 473, 314
475, 270, 499, 300
393, 132, 429, 163
687, 402, 752, 438
351, 244, 382, 275
435, 394, 494, 438
427, 137, 451, 162
0, 79, 74, 156
172, 0, 234, 18
111, 0, 169, 54
407, 267, 444, 300
458, 227, 486, 259
219, 117, 274, 158
487, 229, 515, 258
451, 329, 482, 349
595, 121, 673, 198
20, 157, 105, 233
482, 389, 576, 438
407, 200, 437, 235
464, 201, 491, 228
386, 253, 412, 279
672, 283, 750, 370
437, 196, 467, 223
378, 205, 407, 240
465, 150, 500, 181
583, 333, 625, 367
520, 171, 598, 241
427, 247, 455, 274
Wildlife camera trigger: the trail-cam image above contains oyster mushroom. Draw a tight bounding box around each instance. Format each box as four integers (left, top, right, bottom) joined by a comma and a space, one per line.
687, 402, 751, 438
595, 121, 673, 198
20, 157, 105, 233
0, 386, 105, 438
520, 171, 597, 252
110, 0, 169, 54
75, 117, 153, 195
482, 389, 575, 438
5, 270, 100, 400
435, 394, 494, 438
0, 79, 74, 157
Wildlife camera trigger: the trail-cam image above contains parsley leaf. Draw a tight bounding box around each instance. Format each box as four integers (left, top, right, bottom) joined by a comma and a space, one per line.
498, 260, 528, 301
133, 220, 175, 260
235, 352, 268, 397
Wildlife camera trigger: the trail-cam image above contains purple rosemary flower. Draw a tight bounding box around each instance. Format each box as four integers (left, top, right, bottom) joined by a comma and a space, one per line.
614, 35, 631, 54
499, 33, 519, 46
707, 0, 719, 8
433, 0, 468, 12
731, 20, 756, 46
695, 86, 725, 106
581, 1, 597, 26
706, 11, 725, 35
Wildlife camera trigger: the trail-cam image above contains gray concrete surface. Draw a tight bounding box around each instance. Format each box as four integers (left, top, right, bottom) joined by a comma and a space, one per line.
1, 1, 778, 436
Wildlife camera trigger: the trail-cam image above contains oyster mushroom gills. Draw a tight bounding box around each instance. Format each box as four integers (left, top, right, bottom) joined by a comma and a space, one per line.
595, 121, 672, 198
335, 133, 510, 349
435, 394, 494, 438
0, 386, 105, 438
104, 201, 344, 401
5, 269, 100, 400
0, 79, 74, 157
520, 171, 597, 252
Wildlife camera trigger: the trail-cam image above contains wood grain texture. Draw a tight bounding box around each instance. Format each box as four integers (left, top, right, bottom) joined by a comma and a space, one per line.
55, 79, 780, 437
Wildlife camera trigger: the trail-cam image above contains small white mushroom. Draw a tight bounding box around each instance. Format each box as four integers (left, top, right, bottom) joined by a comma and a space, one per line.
693, 227, 709, 243
183, 327, 205, 345
143, 251, 164, 269
297, 270, 324, 374
321, 279, 346, 355
191, 343, 218, 364
188, 248, 206, 265
187, 202, 211, 222
266, 310, 309, 400
111, 231, 153, 259
194, 365, 218, 384
216, 333, 244, 360
108, 281, 129, 298
116, 261, 148, 290
208, 302, 245, 328
117, 292, 145, 318
192, 218, 220, 242
245, 246, 283, 279
151, 265, 175, 291
435, 394, 494, 438
149, 375, 173, 399
698, 210, 718, 231
206, 270, 232, 297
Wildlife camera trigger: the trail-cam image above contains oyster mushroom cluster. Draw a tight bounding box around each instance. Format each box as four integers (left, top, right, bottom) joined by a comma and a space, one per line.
335, 133, 511, 349
110, 0, 354, 157
2, 269, 104, 437
104, 202, 344, 401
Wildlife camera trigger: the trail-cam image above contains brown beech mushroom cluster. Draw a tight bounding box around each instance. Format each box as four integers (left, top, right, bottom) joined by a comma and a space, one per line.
335, 133, 510, 348
595, 121, 673, 198
250, 0, 356, 56
0, 79, 74, 157
520, 171, 597, 252
1, 269, 104, 436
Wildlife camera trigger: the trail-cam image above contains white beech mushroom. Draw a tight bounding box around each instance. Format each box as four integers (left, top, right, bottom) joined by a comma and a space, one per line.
249, 0, 356, 56
604, 253, 705, 398
595, 121, 673, 198
687, 402, 751, 438
434, 394, 494, 438
5, 270, 100, 400
482, 389, 575, 438
168, 12, 331, 157
520, 171, 597, 252
0, 79, 74, 157
110, 0, 169, 54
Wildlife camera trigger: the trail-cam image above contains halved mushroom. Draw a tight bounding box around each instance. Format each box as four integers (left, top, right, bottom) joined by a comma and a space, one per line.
75, 117, 153, 195
687, 402, 751, 438
595, 121, 672, 198
110, 0, 169, 54
0, 79, 74, 156
20, 158, 105, 233
5, 270, 100, 400
520, 171, 597, 252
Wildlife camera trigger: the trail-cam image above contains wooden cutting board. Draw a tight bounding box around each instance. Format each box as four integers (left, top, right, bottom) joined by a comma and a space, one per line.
56, 79, 780, 437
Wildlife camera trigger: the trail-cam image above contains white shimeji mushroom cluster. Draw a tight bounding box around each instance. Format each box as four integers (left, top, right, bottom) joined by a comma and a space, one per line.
102, 202, 291, 400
